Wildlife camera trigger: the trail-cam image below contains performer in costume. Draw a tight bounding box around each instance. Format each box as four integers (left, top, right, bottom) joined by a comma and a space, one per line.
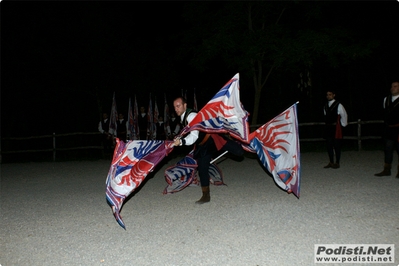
323, 90, 348, 169
172, 96, 244, 204
375, 80, 399, 177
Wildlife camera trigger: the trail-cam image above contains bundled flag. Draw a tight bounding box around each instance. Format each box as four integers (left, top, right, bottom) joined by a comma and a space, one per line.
133, 96, 140, 140
178, 73, 250, 144
154, 98, 159, 124
109, 92, 118, 137
164, 94, 171, 137
128, 98, 134, 140
193, 88, 198, 111
245, 102, 301, 198
147, 95, 155, 140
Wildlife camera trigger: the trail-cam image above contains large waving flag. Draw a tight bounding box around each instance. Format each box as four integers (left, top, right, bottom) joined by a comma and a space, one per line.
178, 73, 250, 144
245, 102, 301, 198
109, 92, 118, 137
106, 139, 174, 229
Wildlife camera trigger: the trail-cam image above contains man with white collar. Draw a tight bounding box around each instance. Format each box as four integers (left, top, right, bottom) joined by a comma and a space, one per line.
323, 90, 348, 169
172, 96, 244, 204
375, 80, 399, 177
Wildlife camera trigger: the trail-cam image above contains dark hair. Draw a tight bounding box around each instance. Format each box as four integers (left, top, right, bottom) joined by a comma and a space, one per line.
173, 96, 187, 104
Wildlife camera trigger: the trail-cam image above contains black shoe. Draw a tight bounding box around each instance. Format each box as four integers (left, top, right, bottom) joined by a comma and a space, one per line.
323, 163, 333, 168
332, 163, 340, 169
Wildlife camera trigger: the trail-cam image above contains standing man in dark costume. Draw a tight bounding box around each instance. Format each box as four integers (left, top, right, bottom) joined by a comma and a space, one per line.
172, 96, 244, 204
374, 81, 399, 177
98, 113, 113, 154
323, 90, 348, 169
116, 113, 128, 142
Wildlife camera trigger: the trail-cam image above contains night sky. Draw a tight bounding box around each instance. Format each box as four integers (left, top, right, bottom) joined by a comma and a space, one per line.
2, 1, 399, 138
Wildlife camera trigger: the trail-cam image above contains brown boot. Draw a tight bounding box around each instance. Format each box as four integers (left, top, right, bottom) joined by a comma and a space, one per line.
396, 166, 399, 178
323, 162, 333, 168
374, 163, 391, 176
196, 186, 210, 204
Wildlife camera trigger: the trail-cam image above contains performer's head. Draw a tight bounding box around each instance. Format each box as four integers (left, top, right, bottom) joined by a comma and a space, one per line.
391, 81, 399, 96
326, 90, 336, 101
173, 96, 187, 117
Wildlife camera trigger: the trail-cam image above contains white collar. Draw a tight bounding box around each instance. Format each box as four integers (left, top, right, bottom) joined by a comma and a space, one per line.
180, 111, 186, 122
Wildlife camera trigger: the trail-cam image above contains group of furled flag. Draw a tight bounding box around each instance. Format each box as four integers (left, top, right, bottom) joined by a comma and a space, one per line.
105, 73, 301, 229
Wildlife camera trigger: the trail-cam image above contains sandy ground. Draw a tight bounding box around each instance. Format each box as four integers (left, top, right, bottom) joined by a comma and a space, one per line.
1, 150, 398, 266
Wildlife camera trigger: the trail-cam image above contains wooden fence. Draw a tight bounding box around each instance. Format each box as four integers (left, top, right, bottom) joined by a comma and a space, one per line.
0, 119, 384, 163
0, 132, 104, 163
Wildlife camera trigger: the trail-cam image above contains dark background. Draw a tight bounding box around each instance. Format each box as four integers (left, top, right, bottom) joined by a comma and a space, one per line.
2, 1, 399, 139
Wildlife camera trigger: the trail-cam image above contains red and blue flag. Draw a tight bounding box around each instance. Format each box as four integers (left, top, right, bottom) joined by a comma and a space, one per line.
105, 138, 174, 229
245, 102, 301, 198
178, 73, 250, 144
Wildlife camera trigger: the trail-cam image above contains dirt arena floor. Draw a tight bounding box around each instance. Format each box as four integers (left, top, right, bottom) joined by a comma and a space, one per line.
1, 150, 398, 266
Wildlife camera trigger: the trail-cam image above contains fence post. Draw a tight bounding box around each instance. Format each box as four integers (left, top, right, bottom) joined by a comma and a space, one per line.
357, 119, 362, 151
53, 132, 56, 162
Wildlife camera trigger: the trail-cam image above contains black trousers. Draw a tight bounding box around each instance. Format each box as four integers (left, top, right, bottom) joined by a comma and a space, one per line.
326, 138, 342, 164
383, 138, 399, 164
194, 136, 244, 187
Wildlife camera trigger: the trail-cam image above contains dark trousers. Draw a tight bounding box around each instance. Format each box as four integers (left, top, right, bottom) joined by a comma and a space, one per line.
326, 138, 342, 164
195, 137, 244, 187
139, 130, 147, 140
102, 134, 114, 154
383, 138, 399, 164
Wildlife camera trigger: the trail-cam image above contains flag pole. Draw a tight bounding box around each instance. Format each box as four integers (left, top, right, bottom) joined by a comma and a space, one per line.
210, 150, 228, 164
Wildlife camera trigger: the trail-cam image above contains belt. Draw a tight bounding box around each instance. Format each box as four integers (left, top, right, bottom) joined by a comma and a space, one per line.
199, 134, 211, 145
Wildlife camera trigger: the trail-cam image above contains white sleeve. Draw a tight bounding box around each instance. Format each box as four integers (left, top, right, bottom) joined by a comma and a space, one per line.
181, 112, 199, 146
383, 97, 387, 109
98, 122, 104, 133
338, 104, 348, 127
